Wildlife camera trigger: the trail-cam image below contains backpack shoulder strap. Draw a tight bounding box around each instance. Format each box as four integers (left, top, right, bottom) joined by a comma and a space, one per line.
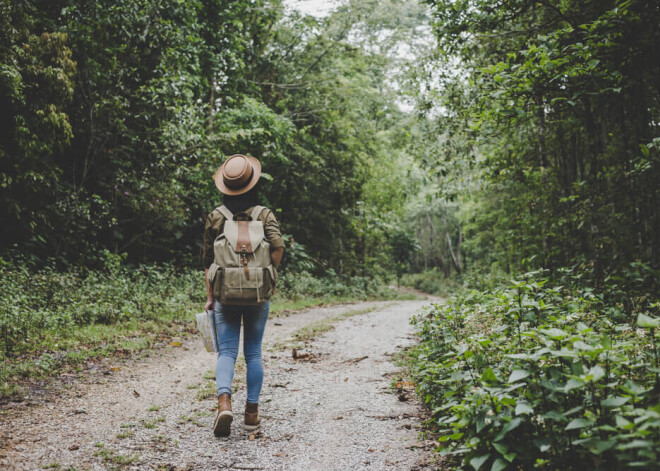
217, 205, 234, 221
250, 205, 266, 221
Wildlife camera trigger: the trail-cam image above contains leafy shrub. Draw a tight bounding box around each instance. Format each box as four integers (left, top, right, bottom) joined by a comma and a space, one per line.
410, 270, 660, 470
0, 256, 400, 357
401, 268, 458, 296
0, 257, 202, 355
401, 268, 507, 297
276, 270, 398, 301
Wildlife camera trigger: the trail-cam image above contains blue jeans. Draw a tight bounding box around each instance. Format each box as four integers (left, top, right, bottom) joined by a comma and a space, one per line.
212, 301, 269, 404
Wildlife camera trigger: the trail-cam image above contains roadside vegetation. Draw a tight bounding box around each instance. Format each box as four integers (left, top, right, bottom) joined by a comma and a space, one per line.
0, 254, 406, 401
409, 265, 660, 470
402, 0, 660, 469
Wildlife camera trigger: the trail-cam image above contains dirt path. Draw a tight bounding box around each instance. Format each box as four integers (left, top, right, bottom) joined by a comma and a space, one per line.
1, 299, 442, 470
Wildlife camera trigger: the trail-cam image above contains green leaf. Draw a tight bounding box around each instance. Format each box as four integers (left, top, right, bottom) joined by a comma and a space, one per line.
493, 442, 516, 463
592, 438, 617, 454
470, 454, 490, 471
565, 378, 586, 391
543, 410, 566, 421
491, 457, 508, 471
617, 440, 653, 450
507, 369, 532, 383
533, 438, 551, 452
481, 367, 499, 383
494, 418, 522, 441
515, 401, 534, 415
637, 313, 660, 328
615, 414, 631, 428
585, 365, 605, 382
565, 418, 592, 430
601, 397, 629, 407
540, 328, 568, 340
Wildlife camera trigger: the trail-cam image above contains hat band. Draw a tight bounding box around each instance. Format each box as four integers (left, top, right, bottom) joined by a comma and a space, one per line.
224, 167, 254, 190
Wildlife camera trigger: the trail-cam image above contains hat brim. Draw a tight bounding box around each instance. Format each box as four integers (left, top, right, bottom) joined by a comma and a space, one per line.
214, 155, 262, 195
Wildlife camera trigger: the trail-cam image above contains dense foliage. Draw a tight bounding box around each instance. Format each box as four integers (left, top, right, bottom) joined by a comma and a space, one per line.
0, 0, 421, 275
410, 269, 660, 470
412, 0, 660, 278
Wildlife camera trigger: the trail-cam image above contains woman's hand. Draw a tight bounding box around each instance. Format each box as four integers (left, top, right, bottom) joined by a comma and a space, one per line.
205, 298, 215, 312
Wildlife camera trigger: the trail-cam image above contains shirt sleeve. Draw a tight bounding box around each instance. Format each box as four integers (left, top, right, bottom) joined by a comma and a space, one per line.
202, 211, 223, 269
261, 209, 285, 250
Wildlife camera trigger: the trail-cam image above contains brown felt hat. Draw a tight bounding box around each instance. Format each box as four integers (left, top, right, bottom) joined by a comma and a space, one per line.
214, 154, 262, 195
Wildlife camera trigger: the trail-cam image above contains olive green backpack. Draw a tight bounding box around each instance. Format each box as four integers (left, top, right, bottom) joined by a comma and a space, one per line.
206, 205, 276, 305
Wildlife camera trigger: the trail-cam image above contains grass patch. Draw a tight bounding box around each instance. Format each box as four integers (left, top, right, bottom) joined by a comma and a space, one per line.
202, 369, 215, 380
93, 442, 139, 468
177, 414, 205, 427
115, 429, 134, 439
141, 416, 165, 429
196, 380, 216, 401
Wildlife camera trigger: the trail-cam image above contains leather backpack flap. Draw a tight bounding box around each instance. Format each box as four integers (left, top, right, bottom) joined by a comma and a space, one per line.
237, 220, 253, 253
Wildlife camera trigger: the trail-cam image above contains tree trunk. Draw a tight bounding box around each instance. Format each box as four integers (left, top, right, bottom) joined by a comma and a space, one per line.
446, 232, 461, 274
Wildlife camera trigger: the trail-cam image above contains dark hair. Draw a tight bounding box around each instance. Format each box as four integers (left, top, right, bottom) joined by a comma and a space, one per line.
223, 187, 258, 214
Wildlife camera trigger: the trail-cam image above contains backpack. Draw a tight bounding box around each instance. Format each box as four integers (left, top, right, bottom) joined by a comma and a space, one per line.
206, 205, 276, 305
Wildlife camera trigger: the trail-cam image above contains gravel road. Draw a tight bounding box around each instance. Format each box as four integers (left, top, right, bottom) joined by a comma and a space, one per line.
1, 299, 440, 470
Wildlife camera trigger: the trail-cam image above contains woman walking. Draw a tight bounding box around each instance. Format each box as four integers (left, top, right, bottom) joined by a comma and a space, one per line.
202, 154, 284, 437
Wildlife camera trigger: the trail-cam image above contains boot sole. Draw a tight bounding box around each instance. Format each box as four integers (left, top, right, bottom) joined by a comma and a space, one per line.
213, 411, 233, 437
243, 422, 260, 431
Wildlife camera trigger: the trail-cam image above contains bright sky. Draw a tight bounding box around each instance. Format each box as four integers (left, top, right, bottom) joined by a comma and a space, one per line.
283, 0, 342, 17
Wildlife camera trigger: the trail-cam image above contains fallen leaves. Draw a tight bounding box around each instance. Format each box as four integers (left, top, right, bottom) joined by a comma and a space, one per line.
395, 379, 415, 401
291, 348, 316, 362
394, 380, 415, 390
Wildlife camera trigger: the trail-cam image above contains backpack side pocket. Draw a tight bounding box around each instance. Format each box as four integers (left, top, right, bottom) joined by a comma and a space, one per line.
207, 263, 223, 300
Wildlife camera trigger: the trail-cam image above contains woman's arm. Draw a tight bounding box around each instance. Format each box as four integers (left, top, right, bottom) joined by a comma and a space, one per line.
204, 268, 214, 311
271, 247, 284, 269
202, 211, 222, 311
262, 209, 285, 269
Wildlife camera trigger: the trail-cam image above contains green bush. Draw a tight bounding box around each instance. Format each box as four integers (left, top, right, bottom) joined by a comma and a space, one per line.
410, 270, 660, 470
0, 257, 400, 357
276, 270, 398, 301
0, 256, 202, 356
401, 268, 457, 296
401, 268, 507, 297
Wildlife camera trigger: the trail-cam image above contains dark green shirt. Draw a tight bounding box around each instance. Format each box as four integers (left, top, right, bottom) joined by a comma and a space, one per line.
202, 205, 284, 269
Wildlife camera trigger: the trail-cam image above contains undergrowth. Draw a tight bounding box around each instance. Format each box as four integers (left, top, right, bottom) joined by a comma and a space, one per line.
409, 264, 660, 470
0, 256, 405, 401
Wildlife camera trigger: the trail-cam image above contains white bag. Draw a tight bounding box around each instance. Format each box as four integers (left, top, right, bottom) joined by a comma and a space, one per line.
196, 310, 218, 353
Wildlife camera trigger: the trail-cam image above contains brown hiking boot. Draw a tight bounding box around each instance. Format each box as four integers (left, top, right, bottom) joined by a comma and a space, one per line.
213, 393, 233, 437
244, 402, 261, 431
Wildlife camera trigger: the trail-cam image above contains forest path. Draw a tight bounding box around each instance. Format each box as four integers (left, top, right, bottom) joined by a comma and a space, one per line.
1, 298, 442, 470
